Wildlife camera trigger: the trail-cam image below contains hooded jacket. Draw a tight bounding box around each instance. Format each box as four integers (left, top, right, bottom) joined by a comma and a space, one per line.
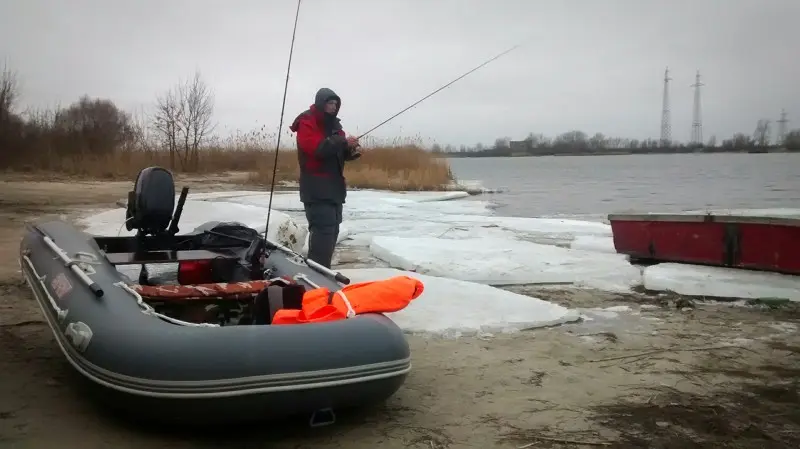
289, 88, 360, 204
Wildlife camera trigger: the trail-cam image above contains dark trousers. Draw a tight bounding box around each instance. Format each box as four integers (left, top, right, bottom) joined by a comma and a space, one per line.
303, 201, 343, 269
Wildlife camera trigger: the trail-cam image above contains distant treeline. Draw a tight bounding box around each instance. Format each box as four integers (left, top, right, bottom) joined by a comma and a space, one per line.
434, 125, 800, 158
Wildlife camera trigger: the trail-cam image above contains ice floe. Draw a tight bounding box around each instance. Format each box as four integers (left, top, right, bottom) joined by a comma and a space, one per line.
79, 188, 800, 340
643, 263, 800, 301
339, 268, 582, 337
369, 235, 642, 293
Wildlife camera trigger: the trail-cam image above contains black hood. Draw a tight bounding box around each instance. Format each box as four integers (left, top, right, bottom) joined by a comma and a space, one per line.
314, 88, 341, 117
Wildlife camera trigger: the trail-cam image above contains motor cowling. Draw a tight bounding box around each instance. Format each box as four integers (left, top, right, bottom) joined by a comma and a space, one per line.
125, 166, 176, 235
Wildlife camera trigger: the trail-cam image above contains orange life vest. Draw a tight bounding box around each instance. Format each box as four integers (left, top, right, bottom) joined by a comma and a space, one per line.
271, 275, 424, 325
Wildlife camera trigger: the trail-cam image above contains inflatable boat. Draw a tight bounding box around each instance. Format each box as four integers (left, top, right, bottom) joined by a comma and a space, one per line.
18, 167, 413, 425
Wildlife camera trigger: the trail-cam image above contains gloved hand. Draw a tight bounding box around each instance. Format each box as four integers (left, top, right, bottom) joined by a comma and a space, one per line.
346, 147, 362, 161
330, 134, 348, 147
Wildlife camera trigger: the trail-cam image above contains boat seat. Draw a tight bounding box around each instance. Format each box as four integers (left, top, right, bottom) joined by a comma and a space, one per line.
104, 248, 240, 266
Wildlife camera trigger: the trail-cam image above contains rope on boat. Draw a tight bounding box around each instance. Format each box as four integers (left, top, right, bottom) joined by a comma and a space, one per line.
293, 274, 355, 318
114, 282, 219, 328
115, 277, 293, 327
335, 290, 356, 318
21, 254, 69, 322
41, 235, 104, 298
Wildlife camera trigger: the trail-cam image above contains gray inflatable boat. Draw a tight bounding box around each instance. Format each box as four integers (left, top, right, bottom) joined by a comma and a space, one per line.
18, 166, 411, 426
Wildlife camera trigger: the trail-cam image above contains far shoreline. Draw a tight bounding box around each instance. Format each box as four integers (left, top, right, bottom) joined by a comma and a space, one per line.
442, 148, 799, 159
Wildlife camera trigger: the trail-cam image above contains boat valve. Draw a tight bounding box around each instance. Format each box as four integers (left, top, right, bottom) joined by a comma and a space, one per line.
65, 321, 93, 352
308, 407, 336, 428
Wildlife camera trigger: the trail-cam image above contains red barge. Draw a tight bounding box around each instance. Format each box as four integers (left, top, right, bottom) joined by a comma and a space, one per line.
607, 213, 800, 276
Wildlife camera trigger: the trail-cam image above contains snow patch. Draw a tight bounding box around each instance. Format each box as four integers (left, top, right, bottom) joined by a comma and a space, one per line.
369, 236, 641, 292
338, 267, 581, 337
570, 235, 617, 254
643, 263, 800, 301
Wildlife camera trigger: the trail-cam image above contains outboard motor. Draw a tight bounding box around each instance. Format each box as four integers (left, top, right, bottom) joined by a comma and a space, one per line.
125, 166, 176, 236
125, 166, 182, 286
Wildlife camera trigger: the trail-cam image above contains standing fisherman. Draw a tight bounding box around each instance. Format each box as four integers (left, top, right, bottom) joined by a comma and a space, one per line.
289, 88, 362, 268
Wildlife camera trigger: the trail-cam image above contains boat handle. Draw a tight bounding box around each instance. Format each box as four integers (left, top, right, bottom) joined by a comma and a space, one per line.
41, 235, 104, 298
21, 254, 69, 322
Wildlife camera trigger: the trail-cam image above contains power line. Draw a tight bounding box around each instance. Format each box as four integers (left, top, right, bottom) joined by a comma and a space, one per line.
777, 109, 789, 146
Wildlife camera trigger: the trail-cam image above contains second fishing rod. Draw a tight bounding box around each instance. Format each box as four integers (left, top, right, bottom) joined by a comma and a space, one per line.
355, 42, 525, 140
264, 0, 526, 282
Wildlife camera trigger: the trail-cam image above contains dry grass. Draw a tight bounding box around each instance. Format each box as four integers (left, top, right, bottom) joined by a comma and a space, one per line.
8, 143, 453, 191
0, 85, 455, 191
6, 135, 454, 191
247, 144, 454, 191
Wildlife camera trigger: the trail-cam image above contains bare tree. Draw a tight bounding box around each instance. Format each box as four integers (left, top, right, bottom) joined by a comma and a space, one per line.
152, 70, 215, 171
179, 71, 215, 170
153, 87, 181, 169
54, 95, 136, 156
493, 137, 510, 150
0, 63, 24, 167
589, 132, 606, 150
0, 62, 19, 124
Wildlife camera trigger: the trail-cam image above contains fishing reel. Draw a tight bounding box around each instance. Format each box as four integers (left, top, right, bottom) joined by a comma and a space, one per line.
244, 236, 271, 279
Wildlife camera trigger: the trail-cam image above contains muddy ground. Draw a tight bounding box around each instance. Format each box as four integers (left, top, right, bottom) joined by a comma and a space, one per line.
1, 173, 798, 449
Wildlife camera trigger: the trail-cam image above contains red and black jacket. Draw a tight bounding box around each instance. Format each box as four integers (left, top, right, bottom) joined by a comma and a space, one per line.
289, 88, 359, 204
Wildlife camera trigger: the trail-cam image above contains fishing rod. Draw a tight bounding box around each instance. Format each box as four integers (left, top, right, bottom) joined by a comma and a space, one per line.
262, 0, 353, 285
356, 42, 525, 139
261, 8, 523, 278
264, 0, 301, 239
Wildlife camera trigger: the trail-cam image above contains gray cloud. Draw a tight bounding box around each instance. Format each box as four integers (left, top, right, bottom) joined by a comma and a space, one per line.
2, 0, 798, 146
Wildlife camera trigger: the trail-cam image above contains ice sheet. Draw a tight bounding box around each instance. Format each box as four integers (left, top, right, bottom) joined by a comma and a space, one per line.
81, 189, 800, 332
218, 190, 475, 214
369, 236, 642, 292
180, 190, 267, 202
124, 190, 612, 250
338, 267, 581, 337
79, 199, 309, 253
106, 190, 800, 302
82, 189, 638, 294
446, 179, 507, 194
215, 189, 470, 211
643, 263, 800, 301
569, 235, 617, 254
341, 216, 611, 249
337, 204, 611, 248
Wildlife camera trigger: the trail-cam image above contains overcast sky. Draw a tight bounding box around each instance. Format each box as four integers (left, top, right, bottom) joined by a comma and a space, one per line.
1, 0, 798, 147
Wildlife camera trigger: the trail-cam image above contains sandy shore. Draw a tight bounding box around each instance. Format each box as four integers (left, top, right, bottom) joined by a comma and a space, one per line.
1, 174, 798, 449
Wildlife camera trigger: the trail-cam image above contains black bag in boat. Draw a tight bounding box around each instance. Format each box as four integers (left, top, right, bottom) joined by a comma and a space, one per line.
147, 221, 263, 285
195, 221, 261, 248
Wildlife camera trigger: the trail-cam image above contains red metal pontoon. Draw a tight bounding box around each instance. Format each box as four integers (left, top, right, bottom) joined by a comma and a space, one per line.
608, 213, 800, 275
